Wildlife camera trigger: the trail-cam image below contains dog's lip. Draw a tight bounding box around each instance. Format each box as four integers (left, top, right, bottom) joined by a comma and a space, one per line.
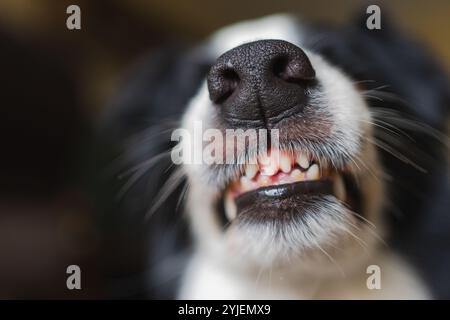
235, 178, 334, 213
218, 149, 362, 223
220, 171, 361, 224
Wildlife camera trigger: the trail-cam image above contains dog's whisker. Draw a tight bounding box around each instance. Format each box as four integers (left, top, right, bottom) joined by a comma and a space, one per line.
334, 198, 378, 229
352, 79, 377, 85
340, 226, 369, 253
176, 182, 190, 213
362, 94, 384, 101
311, 237, 345, 277
371, 108, 450, 147
370, 118, 415, 141
146, 167, 186, 220
362, 136, 427, 173
116, 151, 172, 200
360, 118, 410, 140
361, 84, 391, 93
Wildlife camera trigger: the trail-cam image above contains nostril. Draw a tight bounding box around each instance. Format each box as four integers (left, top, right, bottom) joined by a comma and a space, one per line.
221, 69, 240, 101
208, 68, 240, 104
272, 54, 315, 84
272, 55, 290, 80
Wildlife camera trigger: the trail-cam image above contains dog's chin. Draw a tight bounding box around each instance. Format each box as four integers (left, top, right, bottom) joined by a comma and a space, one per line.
221, 201, 371, 274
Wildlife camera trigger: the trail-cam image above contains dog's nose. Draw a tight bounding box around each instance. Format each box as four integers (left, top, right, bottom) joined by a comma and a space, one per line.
207, 40, 315, 125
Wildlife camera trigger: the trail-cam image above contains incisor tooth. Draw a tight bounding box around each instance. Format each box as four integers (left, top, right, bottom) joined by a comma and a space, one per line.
224, 192, 237, 221
258, 175, 271, 186
334, 174, 346, 201
306, 164, 320, 180
245, 164, 258, 180
297, 153, 310, 169
259, 150, 280, 176
291, 168, 303, 180
280, 155, 292, 173
260, 160, 277, 176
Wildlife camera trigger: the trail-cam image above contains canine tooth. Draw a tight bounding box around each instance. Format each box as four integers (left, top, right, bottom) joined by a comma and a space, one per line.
224, 192, 237, 221
297, 153, 310, 169
306, 164, 320, 180
240, 176, 253, 192
245, 164, 258, 180
280, 155, 292, 173
334, 174, 346, 202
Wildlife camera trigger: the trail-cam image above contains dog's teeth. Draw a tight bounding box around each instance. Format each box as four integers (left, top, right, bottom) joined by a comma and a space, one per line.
245, 164, 258, 180
260, 160, 278, 176
257, 175, 271, 186
306, 164, 320, 180
240, 176, 253, 191
224, 192, 237, 221
258, 150, 281, 176
280, 155, 292, 173
334, 174, 346, 202
297, 153, 310, 169
291, 168, 303, 181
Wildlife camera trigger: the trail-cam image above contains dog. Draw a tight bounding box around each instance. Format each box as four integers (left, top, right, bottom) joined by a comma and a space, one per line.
100, 13, 450, 299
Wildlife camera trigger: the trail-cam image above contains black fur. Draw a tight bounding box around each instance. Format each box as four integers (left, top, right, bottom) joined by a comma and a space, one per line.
310, 18, 450, 298
99, 18, 450, 299
97, 46, 206, 298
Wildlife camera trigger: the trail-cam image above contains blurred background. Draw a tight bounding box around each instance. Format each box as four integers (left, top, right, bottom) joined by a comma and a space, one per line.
0, 0, 449, 298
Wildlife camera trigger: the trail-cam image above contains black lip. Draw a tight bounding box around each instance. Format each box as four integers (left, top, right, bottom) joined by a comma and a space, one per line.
215, 173, 362, 228
235, 178, 334, 214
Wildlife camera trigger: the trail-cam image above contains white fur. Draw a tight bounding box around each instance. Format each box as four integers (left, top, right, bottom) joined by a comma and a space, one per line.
207, 14, 303, 57
179, 250, 430, 299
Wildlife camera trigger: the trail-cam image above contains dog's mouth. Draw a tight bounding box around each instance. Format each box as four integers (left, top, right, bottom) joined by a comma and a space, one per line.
221, 149, 362, 224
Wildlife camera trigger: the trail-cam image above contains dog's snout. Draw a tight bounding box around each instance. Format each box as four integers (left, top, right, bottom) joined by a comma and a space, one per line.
207, 40, 315, 125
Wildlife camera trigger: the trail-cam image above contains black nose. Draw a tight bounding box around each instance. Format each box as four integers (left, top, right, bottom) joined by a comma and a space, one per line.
207, 40, 315, 126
